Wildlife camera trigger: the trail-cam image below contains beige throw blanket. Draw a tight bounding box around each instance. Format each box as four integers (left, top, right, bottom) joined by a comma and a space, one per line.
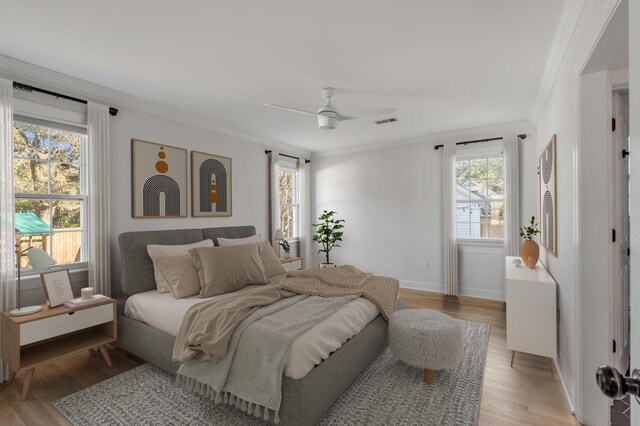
278, 265, 399, 320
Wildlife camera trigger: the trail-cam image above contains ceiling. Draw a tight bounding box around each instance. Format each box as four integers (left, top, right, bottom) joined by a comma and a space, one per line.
0, 1, 564, 152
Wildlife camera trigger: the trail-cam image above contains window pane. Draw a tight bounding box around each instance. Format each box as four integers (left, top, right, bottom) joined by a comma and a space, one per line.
456, 180, 470, 200
49, 129, 82, 163
279, 169, 296, 204
455, 160, 469, 180
15, 199, 51, 226
51, 231, 82, 264
479, 201, 504, 238
487, 179, 504, 199
280, 205, 298, 239
468, 158, 488, 179
14, 159, 48, 193
13, 122, 48, 159
487, 157, 504, 179
52, 200, 81, 229
16, 234, 51, 268
51, 163, 80, 195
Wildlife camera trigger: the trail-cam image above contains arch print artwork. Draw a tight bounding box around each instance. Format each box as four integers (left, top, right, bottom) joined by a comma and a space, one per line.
131, 139, 187, 218
538, 135, 557, 256
191, 150, 232, 217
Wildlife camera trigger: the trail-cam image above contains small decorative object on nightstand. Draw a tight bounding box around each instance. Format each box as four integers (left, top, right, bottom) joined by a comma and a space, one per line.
1, 298, 117, 400
280, 256, 304, 271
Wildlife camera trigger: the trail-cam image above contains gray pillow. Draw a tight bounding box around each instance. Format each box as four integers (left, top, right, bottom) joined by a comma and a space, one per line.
259, 241, 286, 278
190, 244, 269, 297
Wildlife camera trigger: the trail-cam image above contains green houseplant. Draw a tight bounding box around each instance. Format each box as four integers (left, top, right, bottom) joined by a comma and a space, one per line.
312, 210, 345, 266
519, 216, 541, 268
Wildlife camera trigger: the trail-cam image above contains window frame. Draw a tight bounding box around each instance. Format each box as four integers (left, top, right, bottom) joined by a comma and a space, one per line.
278, 162, 300, 241
13, 117, 88, 273
455, 145, 505, 243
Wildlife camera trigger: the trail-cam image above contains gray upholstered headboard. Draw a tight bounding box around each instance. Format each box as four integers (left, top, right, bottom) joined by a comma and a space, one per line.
118, 226, 256, 297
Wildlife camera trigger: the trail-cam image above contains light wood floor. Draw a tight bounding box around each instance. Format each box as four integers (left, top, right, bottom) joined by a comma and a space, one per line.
0, 289, 581, 425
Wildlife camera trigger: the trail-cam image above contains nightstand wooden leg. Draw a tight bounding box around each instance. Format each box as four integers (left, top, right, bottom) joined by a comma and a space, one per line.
98, 345, 112, 367
510, 350, 516, 367
423, 368, 433, 384
548, 358, 554, 377
22, 368, 35, 400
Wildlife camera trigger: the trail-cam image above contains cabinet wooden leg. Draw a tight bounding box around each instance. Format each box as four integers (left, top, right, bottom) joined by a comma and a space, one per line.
510, 350, 516, 367
548, 358, 554, 377
423, 368, 433, 384
98, 345, 112, 367
22, 368, 35, 401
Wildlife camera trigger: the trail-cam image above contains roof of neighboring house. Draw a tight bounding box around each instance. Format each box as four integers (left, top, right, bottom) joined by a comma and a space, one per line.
15, 212, 50, 236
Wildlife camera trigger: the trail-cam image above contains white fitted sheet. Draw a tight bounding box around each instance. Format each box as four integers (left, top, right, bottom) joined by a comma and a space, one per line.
124, 290, 379, 379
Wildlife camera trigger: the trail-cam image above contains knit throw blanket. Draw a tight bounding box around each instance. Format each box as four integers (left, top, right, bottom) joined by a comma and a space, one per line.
278, 265, 399, 320
176, 294, 353, 424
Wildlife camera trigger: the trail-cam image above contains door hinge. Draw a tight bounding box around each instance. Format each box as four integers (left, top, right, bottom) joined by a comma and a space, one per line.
623, 149, 630, 159
612, 118, 616, 132
612, 229, 616, 243
613, 339, 617, 353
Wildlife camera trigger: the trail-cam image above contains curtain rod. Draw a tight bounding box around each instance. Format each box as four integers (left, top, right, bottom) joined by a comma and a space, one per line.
265, 150, 311, 164
12, 82, 118, 116
433, 134, 527, 150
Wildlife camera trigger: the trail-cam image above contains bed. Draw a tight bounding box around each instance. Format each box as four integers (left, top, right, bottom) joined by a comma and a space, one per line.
115, 226, 389, 425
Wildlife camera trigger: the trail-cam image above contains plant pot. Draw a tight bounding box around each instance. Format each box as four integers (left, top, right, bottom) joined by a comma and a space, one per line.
520, 240, 540, 268
319, 263, 337, 268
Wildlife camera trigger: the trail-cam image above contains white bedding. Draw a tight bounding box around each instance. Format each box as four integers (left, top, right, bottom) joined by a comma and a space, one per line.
124, 290, 379, 379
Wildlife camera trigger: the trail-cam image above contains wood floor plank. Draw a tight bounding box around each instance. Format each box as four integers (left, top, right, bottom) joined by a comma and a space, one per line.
0, 289, 580, 425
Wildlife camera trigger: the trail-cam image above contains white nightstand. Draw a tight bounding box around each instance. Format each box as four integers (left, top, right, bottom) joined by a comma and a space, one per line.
505, 256, 556, 375
281, 256, 304, 271
1, 298, 116, 400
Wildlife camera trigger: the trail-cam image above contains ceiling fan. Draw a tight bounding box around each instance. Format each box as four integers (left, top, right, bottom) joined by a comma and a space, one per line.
263, 87, 395, 131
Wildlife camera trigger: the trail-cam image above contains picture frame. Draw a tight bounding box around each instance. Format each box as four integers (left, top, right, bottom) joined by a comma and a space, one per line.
539, 134, 558, 256
131, 139, 188, 218
191, 150, 232, 217
40, 269, 74, 308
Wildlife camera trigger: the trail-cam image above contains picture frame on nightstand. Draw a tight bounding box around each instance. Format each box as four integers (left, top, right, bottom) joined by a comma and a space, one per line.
40, 269, 74, 308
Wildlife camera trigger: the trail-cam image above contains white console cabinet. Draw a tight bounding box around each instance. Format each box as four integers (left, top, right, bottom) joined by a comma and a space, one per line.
505, 256, 557, 374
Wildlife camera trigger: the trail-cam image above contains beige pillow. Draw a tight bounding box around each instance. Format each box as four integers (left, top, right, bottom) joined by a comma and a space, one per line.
217, 234, 262, 246
154, 255, 201, 299
190, 244, 269, 297
147, 240, 214, 293
259, 241, 286, 278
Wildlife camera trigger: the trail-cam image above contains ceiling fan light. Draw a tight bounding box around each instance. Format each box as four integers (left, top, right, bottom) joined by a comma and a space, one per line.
318, 115, 337, 130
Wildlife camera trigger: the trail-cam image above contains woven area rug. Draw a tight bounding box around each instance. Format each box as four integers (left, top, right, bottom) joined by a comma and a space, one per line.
54, 320, 489, 426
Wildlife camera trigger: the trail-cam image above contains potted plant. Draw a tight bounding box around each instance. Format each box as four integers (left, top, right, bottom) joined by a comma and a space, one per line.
312, 210, 345, 268
519, 216, 541, 268
278, 239, 291, 258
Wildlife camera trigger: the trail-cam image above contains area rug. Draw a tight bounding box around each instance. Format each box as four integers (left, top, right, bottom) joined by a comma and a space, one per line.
54, 320, 489, 426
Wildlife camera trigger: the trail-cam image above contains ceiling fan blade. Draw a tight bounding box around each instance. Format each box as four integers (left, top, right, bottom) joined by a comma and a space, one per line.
263, 103, 318, 117
338, 107, 396, 121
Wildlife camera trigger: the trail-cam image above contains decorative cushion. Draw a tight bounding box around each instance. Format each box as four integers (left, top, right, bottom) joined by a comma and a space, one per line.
259, 241, 287, 278
147, 239, 214, 293
189, 244, 269, 297
154, 255, 201, 299
389, 309, 464, 370
217, 234, 262, 246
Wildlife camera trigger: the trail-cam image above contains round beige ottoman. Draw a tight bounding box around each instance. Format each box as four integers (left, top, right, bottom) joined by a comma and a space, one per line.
389, 309, 464, 384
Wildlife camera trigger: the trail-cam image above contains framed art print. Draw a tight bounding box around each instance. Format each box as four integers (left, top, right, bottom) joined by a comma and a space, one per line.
131, 139, 188, 218
191, 150, 232, 217
41, 269, 74, 308
539, 135, 557, 256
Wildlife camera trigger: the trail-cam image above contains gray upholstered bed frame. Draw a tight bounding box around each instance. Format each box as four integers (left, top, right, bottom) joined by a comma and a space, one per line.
115, 226, 388, 426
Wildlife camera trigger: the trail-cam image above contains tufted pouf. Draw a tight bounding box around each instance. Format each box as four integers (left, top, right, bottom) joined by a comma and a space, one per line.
389, 309, 464, 384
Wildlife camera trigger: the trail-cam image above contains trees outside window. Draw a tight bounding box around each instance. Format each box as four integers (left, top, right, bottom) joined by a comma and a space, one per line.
278, 166, 299, 240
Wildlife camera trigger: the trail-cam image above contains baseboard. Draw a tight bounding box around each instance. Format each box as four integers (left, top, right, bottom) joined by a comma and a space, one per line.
554, 355, 576, 415
399, 280, 505, 302
399, 279, 443, 293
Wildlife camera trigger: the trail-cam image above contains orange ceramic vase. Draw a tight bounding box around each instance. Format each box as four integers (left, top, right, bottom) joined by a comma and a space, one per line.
520, 240, 540, 268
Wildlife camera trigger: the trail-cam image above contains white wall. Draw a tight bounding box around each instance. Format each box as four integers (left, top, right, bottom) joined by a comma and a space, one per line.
312, 130, 530, 301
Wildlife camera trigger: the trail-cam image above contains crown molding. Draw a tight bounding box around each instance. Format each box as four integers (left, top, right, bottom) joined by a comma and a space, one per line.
573, 0, 623, 75
530, 0, 586, 127
311, 120, 533, 159
0, 55, 310, 158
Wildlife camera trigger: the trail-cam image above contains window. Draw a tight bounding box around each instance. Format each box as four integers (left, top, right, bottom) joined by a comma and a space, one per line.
13, 119, 87, 268
278, 163, 299, 240
455, 149, 504, 239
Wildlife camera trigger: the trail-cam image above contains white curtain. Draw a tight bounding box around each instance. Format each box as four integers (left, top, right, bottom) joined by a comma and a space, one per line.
298, 159, 312, 267
503, 135, 520, 256
87, 103, 111, 296
0, 78, 15, 383
442, 144, 458, 296
269, 152, 280, 247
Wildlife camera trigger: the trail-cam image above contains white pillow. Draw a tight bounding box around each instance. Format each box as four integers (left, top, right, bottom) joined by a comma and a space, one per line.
217, 234, 262, 246
147, 239, 214, 293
